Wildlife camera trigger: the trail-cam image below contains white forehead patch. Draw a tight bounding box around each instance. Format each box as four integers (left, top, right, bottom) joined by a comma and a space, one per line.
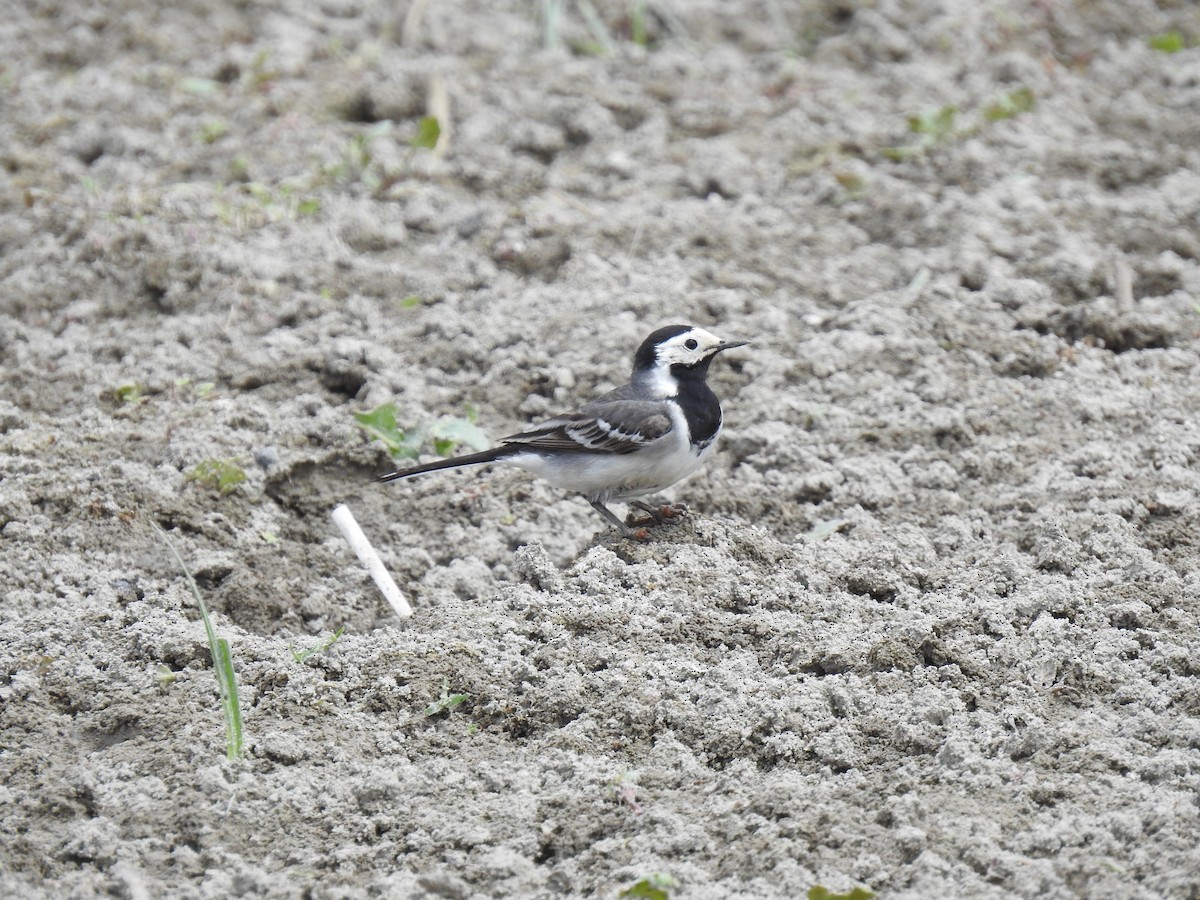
655, 327, 725, 365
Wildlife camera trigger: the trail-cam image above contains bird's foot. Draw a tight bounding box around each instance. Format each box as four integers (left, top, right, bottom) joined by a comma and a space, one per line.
628, 501, 689, 528
592, 500, 653, 541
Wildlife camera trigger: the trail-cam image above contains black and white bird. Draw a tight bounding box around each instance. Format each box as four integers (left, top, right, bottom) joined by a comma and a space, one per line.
376, 324, 748, 537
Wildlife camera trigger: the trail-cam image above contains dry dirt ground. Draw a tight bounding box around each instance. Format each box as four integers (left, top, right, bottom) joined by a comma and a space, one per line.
3, 1, 1200, 898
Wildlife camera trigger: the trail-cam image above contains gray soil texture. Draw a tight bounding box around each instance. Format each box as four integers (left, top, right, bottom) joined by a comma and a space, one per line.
4, 1, 1200, 898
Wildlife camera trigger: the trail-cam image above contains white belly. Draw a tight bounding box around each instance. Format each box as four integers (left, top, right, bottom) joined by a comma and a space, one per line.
507, 424, 717, 503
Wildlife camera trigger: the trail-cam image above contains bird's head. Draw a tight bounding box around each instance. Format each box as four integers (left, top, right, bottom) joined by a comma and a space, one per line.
633, 324, 749, 395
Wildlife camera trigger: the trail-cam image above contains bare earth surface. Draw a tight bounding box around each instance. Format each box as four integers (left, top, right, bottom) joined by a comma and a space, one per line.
4, 1, 1200, 897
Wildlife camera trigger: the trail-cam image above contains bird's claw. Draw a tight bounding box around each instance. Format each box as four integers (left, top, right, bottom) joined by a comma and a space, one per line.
628, 501, 688, 528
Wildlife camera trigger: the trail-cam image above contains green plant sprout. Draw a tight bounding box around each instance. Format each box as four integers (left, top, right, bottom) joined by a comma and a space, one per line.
428, 414, 489, 456
885, 88, 1035, 159
908, 104, 958, 141
629, 0, 649, 45
152, 523, 244, 760
185, 459, 247, 494
883, 104, 956, 159
319, 120, 392, 187
354, 403, 426, 458
173, 377, 217, 400
808, 887, 875, 900
984, 86, 1036, 121
291, 626, 345, 663
620, 874, 677, 899
354, 402, 489, 461
199, 119, 229, 144
370, 116, 443, 196
212, 181, 321, 229
833, 170, 866, 199
409, 116, 441, 150
113, 383, 145, 405
539, 0, 669, 53
180, 76, 219, 95
424, 677, 469, 717
1149, 31, 1185, 53
248, 49, 277, 89
573, 0, 617, 55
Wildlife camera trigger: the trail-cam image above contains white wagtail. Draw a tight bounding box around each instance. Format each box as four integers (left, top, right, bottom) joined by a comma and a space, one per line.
376, 324, 748, 537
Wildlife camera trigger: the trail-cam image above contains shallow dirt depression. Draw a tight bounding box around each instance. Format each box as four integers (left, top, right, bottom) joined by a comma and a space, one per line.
3, 1, 1200, 898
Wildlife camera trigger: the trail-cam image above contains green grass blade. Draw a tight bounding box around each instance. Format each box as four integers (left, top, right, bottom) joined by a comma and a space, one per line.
213, 638, 244, 759
152, 523, 246, 760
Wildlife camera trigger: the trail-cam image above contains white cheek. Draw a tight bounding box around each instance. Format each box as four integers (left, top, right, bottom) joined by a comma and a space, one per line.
659, 348, 700, 367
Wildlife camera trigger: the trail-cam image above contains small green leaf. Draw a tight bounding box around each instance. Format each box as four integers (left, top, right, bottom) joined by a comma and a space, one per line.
353, 402, 398, 437
296, 197, 321, 217
354, 403, 420, 459
570, 39, 610, 56
1149, 31, 1185, 53
808, 887, 876, 900
185, 459, 247, 495
806, 518, 847, 540
620, 874, 677, 899
410, 116, 441, 150
909, 105, 957, 138
398, 295, 422, 309
291, 626, 345, 663
833, 170, 865, 195
356, 405, 489, 459
199, 119, 229, 144
181, 77, 219, 95
984, 86, 1035, 121
114, 383, 144, 405
429, 416, 490, 452
424, 677, 470, 716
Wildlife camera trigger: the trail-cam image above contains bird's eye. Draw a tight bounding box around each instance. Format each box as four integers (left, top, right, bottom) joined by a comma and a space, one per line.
684, 339, 699, 350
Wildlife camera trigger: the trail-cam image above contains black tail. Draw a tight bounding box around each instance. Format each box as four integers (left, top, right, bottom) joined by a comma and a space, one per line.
374, 446, 516, 484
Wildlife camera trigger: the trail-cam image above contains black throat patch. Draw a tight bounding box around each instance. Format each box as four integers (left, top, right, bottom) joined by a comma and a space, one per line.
671, 362, 723, 448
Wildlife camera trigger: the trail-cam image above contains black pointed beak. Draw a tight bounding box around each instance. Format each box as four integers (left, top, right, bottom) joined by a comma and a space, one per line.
715, 339, 750, 352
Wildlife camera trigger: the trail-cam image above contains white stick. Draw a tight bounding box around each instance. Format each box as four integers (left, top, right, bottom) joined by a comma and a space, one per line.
331, 503, 412, 619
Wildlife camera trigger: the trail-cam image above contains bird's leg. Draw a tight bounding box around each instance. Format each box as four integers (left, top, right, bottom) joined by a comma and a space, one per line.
590, 500, 650, 541
629, 499, 689, 526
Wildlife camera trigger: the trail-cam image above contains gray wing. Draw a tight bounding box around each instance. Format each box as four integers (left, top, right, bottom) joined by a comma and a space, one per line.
501, 399, 673, 455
